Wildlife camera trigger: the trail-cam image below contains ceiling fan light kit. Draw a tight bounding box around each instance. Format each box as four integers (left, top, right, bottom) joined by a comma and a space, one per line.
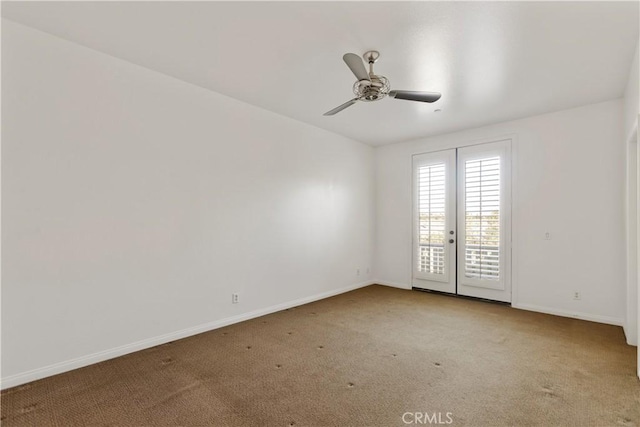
324, 50, 442, 116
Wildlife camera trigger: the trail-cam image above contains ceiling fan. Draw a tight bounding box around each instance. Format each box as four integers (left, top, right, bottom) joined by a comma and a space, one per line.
324, 50, 442, 116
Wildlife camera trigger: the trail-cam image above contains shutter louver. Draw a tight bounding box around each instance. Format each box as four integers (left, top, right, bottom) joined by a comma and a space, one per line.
418, 163, 446, 275
464, 157, 500, 280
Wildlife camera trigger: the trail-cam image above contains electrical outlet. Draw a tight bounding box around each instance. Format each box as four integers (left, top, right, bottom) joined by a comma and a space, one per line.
544, 232, 552, 240
366, 267, 370, 275
232, 293, 239, 304
356, 268, 361, 276
573, 291, 580, 300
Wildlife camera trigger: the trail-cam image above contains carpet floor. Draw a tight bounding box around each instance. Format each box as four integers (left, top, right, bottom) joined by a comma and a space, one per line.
1, 285, 639, 426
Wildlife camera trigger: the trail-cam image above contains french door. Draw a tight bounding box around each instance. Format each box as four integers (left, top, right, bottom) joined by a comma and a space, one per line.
412, 140, 511, 303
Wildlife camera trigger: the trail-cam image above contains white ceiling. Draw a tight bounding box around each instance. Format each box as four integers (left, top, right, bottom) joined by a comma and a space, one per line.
3, 1, 639, 146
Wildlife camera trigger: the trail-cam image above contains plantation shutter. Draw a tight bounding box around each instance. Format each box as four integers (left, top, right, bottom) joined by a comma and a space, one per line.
417, 163, 446, 275
463, 157, 501, 280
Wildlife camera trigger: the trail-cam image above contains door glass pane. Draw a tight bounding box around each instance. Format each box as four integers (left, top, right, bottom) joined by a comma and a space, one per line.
464, 156, 500, 280
418, 163, 446, 275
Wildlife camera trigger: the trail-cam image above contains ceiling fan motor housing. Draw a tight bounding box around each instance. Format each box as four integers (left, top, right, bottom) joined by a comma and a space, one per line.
353, 75, 390, 101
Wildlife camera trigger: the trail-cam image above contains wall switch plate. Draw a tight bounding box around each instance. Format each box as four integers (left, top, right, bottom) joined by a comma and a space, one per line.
232, 293, 239, 304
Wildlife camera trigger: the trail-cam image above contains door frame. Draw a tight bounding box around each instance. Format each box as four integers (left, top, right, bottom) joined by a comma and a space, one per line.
409, 135, 516, 304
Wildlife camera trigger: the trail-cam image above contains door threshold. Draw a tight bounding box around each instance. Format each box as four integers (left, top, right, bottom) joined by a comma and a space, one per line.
411, 287, 511, 306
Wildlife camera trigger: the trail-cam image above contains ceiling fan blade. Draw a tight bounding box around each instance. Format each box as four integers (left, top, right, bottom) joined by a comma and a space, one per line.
343, 53, 371, 82
389, 90, 442, 103
323, 98, 359, 116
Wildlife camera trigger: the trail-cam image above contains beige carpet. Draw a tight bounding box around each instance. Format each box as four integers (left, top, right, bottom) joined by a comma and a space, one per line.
1, 285, 639, 426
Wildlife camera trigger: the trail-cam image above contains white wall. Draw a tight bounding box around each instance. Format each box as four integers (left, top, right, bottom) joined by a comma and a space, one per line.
375, 100, 626, 325
1, 20, 375, 387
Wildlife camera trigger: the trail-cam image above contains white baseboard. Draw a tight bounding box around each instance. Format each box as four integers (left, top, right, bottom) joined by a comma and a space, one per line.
512, 303, 624, 327
376, 283, 625, 329
375, 280, 411, 290
378, 284, 625, 328
622, 324, 639, 346
1, 280, 374, 390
